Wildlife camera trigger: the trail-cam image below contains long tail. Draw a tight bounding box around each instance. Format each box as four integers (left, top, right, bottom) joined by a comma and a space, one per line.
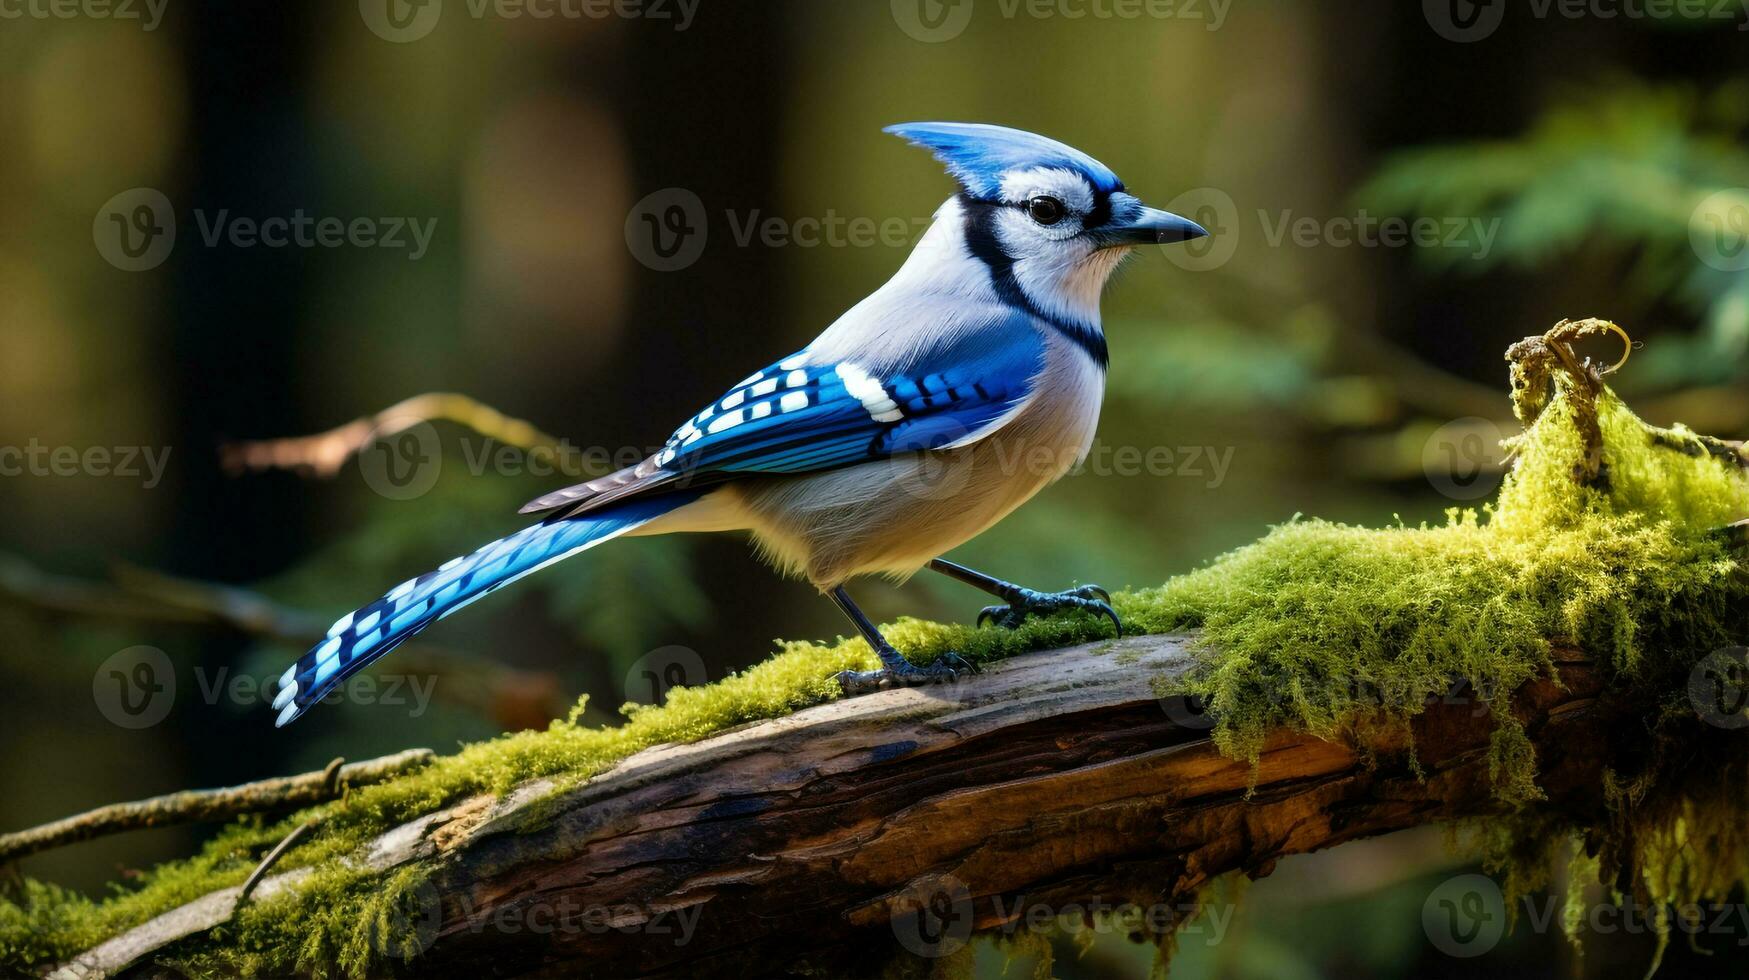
271, 489, 702, 727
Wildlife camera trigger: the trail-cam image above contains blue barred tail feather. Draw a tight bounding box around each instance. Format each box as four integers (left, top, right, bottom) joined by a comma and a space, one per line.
270, 490, 703, 727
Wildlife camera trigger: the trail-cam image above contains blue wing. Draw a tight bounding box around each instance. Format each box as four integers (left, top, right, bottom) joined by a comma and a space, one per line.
521, 318, 1047, 517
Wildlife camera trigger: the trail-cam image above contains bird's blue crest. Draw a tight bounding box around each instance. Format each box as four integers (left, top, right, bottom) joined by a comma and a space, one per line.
885, 122, 1124, 200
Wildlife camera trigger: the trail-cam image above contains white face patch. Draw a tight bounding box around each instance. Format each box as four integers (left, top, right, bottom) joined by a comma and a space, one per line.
997, 167, 1096, 214
987, 167, 1132, 328
997, 167, 1097, 246
991, 168, 1096, 259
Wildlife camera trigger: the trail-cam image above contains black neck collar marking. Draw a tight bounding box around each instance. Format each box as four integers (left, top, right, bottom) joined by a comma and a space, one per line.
956, 192, 1110, 369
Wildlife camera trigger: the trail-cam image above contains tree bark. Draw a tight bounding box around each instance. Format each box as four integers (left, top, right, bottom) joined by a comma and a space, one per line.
68, 632, 1622, 979
407, 637, 1610, 978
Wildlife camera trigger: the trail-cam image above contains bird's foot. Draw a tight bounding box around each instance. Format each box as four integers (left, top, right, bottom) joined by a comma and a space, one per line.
976, 584, 1121, 634
836, 651, 978, 697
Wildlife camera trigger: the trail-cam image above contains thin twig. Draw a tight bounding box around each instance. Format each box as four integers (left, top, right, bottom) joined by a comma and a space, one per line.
237, 820, 319, 906
0, 750, 433, 864
0, 555, 209, 625
219, 392, 564, 477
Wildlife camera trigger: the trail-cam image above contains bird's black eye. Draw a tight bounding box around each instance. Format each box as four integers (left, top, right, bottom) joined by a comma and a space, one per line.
1026, 196, 1066, 226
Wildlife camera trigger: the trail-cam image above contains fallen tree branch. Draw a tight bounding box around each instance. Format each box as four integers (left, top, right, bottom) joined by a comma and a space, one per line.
0, 751, 433, 865
57, 634, 1626, 979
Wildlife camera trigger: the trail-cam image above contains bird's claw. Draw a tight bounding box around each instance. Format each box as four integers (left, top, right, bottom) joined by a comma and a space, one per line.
835, 651, 979, 697
976, 584, 1121, 635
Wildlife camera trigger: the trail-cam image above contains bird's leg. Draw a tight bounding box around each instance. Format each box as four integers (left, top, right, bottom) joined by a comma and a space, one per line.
928, 558, 1121, 634
830, 585, 976, 696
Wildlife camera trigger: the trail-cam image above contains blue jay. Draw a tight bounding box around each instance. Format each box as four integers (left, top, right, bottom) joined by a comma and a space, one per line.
272, 122, 1207, 726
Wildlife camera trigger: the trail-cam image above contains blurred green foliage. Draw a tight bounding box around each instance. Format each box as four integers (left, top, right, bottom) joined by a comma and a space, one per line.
1362, 82, 1749, 386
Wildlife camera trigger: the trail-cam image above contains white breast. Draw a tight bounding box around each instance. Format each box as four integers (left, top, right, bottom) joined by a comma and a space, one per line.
712, 326, 1105, 588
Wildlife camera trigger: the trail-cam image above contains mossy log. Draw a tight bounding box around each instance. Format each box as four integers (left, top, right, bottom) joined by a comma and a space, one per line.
24, 319, 1745, 979
62, 632, 1623, 980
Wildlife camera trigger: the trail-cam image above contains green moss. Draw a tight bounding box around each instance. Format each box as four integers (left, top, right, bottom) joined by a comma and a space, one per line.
3, 361, 1745, 977
0, 597, 1129, 974
1140, 383, 1745, 789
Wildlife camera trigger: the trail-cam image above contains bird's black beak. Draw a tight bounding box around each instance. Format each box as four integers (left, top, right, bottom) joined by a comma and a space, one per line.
1096, 204, 1209, 248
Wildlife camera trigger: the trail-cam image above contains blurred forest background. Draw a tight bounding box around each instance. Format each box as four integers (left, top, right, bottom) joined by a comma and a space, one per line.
1, 2, 1745, 977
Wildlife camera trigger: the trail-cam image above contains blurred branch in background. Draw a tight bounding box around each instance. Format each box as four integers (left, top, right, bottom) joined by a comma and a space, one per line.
213, 392, 712, 668
0, 554, 567, 731
219, 393, 565, 478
